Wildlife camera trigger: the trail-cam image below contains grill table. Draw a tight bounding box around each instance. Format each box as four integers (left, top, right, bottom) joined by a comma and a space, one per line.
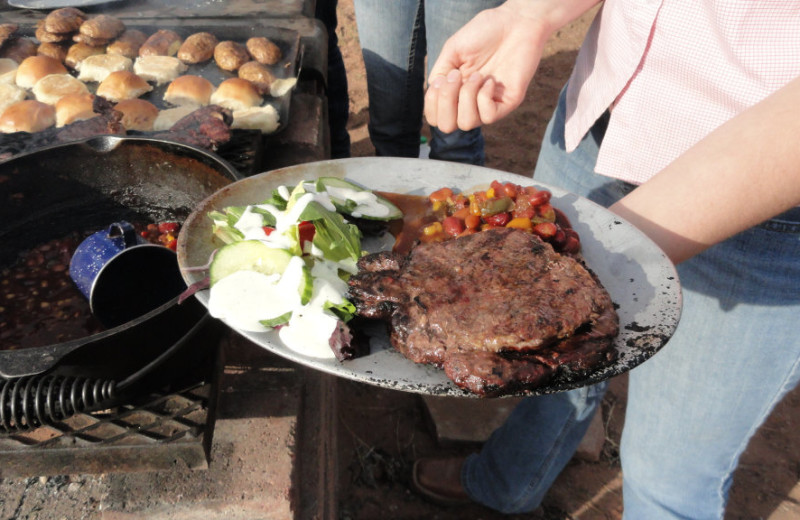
0, 2, 333, 504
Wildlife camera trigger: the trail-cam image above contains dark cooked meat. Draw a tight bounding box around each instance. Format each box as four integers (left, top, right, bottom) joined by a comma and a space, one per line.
150, 105, 232, 150
348, 227, 619, 396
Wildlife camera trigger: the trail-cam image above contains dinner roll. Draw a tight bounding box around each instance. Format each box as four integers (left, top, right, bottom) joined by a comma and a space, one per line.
231, 105, 279, 134
114, 98, 159, 131
65, 42, 105, 70
37, 42, 70, 64
139, 29, 183, 57
32, 73, 89, 105
177, 32, 218, 64
246, 37, 281, 65
77, 53, 132, 82
152, 105, 196, 131
15, 55, 68, 89
209, 77, 261, 111
133, 55, 187, 85
237, 61, 274, 96
214, 40, 250, 71
163, 74, 214, 107
0, 58, 18, 85
106, 29, 147, 59
0, 37, 37, 64
0, 83, 26, 114
55, 92, 96, 127
96, 70, 152, 102
0, 99, 56, 133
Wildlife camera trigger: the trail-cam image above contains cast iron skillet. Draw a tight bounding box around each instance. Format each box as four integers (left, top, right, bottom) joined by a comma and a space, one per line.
0, 135, 241, 431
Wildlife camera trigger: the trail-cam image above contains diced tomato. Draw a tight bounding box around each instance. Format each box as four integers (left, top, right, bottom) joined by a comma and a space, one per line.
157, 222, 180, 234
442, 216, 465, 236
484, 212, 510, 227
452, 194, 469, 209
429, 187, 453, 203
262, 226, 275, 236
464, 214, 482, 230
297, 220, 315, 246
452, 207, 471, 220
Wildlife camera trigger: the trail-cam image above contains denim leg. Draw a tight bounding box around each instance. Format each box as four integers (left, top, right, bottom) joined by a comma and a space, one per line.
621, 231, 800, 519
462, 86, 625, 514
424, 0, 503, 166
353, 0, 426, 158
354, 0, 502, 164
315, 0, 351, 159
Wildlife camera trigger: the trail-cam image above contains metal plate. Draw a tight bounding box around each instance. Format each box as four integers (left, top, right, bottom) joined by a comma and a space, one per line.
177, 157, 683, 397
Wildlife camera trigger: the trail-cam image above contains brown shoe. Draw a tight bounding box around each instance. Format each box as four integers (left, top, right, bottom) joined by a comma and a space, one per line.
411, 456, 473, 506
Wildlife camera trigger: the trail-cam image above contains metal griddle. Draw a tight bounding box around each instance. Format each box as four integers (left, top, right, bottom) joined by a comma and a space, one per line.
177, 157, 683, 398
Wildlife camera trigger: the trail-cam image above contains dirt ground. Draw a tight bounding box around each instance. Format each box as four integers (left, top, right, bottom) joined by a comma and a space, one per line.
333, 1, 800, 519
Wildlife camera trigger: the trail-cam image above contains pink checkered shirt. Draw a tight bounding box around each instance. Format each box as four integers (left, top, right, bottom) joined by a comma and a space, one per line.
564, 0, 800, 185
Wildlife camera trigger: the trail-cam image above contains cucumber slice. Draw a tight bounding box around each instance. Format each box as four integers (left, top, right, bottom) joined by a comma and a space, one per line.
260, 311, 292, 328
209, 240, 293, 286
315, 177, 403, 221
298, 263, 314, 305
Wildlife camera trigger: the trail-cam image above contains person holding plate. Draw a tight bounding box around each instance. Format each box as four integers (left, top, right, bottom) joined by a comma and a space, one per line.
414, 0, 800, 517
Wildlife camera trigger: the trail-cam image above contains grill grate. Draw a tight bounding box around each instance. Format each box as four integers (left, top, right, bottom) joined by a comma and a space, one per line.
0, 382, 217, 477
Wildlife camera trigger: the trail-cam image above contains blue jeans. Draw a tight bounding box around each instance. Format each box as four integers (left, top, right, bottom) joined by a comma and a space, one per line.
353, 0, 503, 165
463, 88, 800, 518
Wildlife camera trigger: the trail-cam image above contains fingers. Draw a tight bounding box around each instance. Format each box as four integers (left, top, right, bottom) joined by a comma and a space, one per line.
425, 69, 497, 133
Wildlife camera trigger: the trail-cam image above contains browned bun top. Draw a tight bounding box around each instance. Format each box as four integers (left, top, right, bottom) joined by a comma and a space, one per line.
55, 92, 96, 127
96, 69, 152, 102
114, 98, 159, 131
15, 55, 68, 89
210, 77, 261, 111
0, 99, 56, 133
164, 74, 215, 106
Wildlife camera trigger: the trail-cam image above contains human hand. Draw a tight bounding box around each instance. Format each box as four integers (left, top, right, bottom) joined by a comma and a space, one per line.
424, 2, 550, 133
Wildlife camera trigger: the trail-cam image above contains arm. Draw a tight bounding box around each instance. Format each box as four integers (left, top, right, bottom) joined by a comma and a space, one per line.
424, 0, 601, 132
610, 74, 800, 264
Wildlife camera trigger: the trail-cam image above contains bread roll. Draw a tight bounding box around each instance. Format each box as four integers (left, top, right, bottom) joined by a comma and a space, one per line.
65, 42, 105, 70
0, 100, 56, 133
164, 74, 214, 107
15, 55, 68, 89
79, 15, 125, 41
106, 29, 147, 59
96, 70, 152, 102
35, 20, 70, 44
77, 53, 132, 82
0, 83, 26, 114
114, 98, 159, 131
214, 41, 250, 71
37, 42, 70, 64
0, 37, 37, 64
0, 24, 17, 48
237, 61, 274, 96
152, 105, 196, 131
0, 58, 18, 85
139, 29, 183, 57
210, 77, 261, 111
44, 7, 86, 35
177, 32, 218, 64
72, 32, 111, 47
231, 105, 279, 134
32, 73, 89, 105
133, 55, 187, 85
246, 37, 282, 65
55, 92, 96, 127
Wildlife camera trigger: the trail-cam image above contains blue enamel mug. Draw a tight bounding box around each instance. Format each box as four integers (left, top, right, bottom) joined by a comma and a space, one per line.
69, 221, 186, 328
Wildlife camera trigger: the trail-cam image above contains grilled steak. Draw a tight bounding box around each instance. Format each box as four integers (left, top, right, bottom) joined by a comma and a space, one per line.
348, 227, 619, 396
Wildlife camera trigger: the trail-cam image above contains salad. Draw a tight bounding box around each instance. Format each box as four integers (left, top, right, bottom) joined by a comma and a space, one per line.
203, 177, 401, 360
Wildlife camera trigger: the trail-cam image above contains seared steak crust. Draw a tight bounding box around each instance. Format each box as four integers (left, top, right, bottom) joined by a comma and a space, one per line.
348, 227, 619, 396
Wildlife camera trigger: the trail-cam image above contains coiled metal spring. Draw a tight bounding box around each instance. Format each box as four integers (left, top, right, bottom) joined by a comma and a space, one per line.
0, 375, 116, 433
